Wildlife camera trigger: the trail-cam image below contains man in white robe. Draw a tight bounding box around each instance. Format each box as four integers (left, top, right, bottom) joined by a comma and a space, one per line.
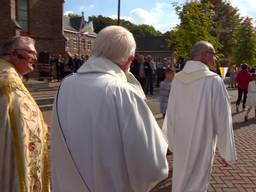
51, 26, 168, 192
163, 41, 237, 192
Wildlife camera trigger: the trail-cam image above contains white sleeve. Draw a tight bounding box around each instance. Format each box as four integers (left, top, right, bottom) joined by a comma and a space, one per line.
121, 92, 168, 192
162, 82, 176, 152
213, 78, 237, 163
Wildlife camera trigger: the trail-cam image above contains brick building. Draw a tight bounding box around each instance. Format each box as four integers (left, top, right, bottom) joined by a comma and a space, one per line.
0, 0, 66, 55
63, 13, 96, 57
0, 0, 96, 80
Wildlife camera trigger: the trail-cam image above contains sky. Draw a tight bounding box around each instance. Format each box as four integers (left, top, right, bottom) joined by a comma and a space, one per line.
64, 0, 256, 33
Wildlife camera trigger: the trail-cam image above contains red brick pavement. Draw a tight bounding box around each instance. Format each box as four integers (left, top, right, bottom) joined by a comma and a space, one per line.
151, 88, 256, 192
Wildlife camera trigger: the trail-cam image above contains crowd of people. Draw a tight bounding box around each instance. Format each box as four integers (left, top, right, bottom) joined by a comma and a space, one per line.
1, 25, 256, 192
130, 54, 173, 96
49, 53, 89, 81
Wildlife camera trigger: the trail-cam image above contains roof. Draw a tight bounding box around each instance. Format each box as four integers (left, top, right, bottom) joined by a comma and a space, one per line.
63, 15, 80, 31
135, 36, 172, 52
63, 15, 96, 36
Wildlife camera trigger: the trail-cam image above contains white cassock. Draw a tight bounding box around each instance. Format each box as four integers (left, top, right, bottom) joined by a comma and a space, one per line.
51, 56, 168, 192
162, 61, 237, 192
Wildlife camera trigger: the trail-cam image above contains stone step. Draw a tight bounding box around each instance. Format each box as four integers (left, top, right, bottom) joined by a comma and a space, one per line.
36, 97, 55, 106
25, 81, 48, 89
39, 104, 53, 111
31, 90, 57, 97
24, 79, 60, 92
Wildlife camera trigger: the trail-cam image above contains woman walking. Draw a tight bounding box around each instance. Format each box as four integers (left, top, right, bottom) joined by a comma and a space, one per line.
245, 74, 256, 121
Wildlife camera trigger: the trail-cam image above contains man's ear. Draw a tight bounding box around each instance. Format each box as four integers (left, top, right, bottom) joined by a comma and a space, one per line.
118, 56, 134, 73
9, 50, 17, 61
128, 56, 134, 62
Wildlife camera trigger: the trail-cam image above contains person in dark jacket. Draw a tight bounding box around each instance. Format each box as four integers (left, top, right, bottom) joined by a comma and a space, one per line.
130, 54, 140, 80
235, 64, 252, 112
144, 56, 154, 95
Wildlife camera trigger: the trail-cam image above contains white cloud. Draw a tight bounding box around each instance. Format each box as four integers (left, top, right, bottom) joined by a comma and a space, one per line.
120, 16, 135, 23
64, 11, 74, 15
109, 15, 135, 23
129, 8, 155, 24
124, 2, 179, 33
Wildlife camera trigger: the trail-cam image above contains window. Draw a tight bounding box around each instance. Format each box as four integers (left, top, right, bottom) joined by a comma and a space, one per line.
87, 41, 92, 51
65, 36, 71, 50
73, 36, 78, 49
17, 0, 28, 32
81, 39, 86, 51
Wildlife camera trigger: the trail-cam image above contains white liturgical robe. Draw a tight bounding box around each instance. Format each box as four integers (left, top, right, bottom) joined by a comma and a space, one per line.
163, 61, 237, 192
51, 56, 168, 192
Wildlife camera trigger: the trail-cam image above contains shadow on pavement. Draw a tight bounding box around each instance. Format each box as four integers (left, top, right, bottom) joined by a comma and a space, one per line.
233, 119, 255, 130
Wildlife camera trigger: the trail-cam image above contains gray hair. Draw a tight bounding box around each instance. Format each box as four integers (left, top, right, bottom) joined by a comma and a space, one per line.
92, 25, 136, 64
190, 41, 214, 58
0, 36, 35, 56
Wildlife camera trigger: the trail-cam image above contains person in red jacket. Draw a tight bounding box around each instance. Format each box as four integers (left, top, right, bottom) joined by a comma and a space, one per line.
235, 64, 252, 112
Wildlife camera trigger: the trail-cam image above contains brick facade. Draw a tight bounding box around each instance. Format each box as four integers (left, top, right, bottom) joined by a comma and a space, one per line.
0, 0, 21, 46
0, 0, 66, 55
29, 0, 66, 54
64, 30, 95, 56
63, 14, 96, 57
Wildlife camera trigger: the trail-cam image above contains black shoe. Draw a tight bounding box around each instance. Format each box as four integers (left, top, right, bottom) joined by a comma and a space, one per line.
245, 115, 248, 122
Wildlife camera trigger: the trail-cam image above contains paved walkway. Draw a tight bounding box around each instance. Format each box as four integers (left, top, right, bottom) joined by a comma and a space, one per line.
151, 88, 256, 192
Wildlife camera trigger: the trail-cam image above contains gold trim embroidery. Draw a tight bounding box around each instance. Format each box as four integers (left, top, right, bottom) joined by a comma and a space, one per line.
3, 86, 26, 192
0, 60, 50, 191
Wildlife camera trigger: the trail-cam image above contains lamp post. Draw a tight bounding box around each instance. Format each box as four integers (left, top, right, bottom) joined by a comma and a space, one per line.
117, 0, 120, 25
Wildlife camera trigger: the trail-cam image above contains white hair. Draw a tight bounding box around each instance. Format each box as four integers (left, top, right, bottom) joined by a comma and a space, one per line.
190, 41, 214, 58
92, 25, 136, 65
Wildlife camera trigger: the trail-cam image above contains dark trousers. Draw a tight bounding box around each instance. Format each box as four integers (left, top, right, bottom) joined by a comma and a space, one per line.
56, 65, 64, 81
138, 77, 146, 93
145, 77, 154, 95
236, 88, 248, 108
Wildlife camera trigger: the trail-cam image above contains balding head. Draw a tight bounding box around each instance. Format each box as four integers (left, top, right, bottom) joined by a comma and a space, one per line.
190, 41, 216, 70
190, 41, 215, 59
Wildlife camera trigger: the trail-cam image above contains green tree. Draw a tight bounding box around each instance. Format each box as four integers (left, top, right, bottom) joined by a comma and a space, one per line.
202, 0, 242, 62
130, 24, 161, 38
233, 17, 256, 66
88, 15, 115, 33
89, 15, 161, 38
169, 2, 220, 59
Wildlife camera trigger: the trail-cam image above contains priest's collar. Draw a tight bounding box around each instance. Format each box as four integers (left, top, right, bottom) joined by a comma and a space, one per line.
77, 56, 127, 82
182, 60, 210, 73
175, 60, 217, 84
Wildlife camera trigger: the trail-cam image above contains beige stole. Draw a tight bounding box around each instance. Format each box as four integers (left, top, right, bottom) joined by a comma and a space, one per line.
175, 69, 217, 84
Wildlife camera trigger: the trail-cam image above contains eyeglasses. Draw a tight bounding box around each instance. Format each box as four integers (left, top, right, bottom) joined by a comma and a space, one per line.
15, 48, 37, 56
206, 51, 216, 56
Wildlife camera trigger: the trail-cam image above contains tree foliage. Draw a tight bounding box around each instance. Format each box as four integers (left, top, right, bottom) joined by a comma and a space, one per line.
71, 2, 256, 66
168, 0, 256, 66
203, 0, 242, 61
88, 15, 161, 38
233, 17, 256, 66
169, 2, 220, 59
